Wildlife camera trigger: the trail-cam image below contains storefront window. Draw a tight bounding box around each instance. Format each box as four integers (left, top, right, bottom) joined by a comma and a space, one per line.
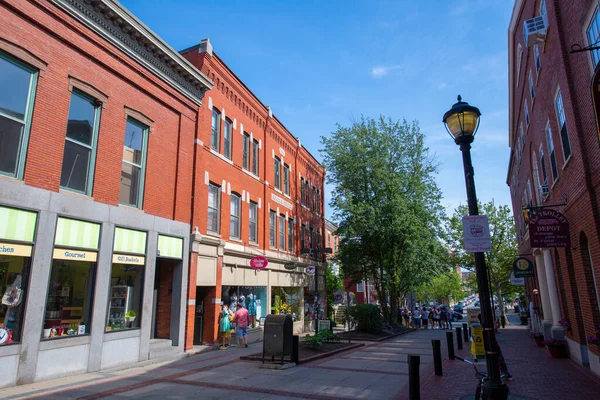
106, 263, 144, 332
271, 287, 303, 321
304, 288, 324, 321
221, 285, 266, 328
43, 260, 95, 339
0, 255, 30, 345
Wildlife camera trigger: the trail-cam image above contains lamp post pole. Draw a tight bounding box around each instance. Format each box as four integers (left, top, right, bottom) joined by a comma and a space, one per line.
457, 134, 508, 399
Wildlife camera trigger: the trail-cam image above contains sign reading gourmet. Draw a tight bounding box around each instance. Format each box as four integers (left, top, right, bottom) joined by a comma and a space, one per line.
529, 210, 570, 248
250, 256, 268, 270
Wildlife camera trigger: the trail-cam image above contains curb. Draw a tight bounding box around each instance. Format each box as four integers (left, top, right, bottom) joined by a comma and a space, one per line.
240, 342, 364, 364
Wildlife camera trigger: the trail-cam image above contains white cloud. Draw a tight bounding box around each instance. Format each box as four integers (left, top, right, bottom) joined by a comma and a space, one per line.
437, 81, 448, 90
371, 65, 402, 78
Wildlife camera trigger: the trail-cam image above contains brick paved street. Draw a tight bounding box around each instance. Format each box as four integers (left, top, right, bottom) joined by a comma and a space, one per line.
1, 316, 599, 399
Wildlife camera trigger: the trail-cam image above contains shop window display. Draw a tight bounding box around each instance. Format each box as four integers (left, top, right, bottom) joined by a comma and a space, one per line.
0, 256, 30, 345
271, 287, 303, 321
221, 285, 266, 328
105, 264, 144, 332
304, 288, 325, 321
43, 260, 95, 339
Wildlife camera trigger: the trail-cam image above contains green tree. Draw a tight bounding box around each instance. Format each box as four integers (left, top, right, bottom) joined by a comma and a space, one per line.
325, 262, 343, 320
321, 116, 446, 323
445, 201, 518, 323
416, 269, 466, 305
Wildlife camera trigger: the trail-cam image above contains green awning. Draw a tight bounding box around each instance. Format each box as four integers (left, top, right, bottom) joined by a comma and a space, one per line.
113, 227, 147, 255
0, 206, 37, 243
54, 217, 100, 250
158, 235, 183, 259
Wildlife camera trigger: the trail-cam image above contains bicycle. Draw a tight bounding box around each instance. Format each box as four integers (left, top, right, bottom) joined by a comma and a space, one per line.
455, 356, 506, 400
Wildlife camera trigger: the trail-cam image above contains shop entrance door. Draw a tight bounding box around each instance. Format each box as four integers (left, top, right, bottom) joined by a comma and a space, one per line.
152, 259, 175, 340
193, 287, 206, 344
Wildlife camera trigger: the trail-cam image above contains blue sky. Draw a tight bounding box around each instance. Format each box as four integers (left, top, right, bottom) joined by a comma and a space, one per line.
122, 0, 514, 220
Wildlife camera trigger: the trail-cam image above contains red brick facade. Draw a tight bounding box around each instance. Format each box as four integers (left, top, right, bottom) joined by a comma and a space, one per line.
508, 0, 600, 372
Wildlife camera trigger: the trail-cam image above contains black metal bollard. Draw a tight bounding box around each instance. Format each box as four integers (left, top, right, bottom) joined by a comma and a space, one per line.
468, 326, 472, 339
292, 335, 299, 364
462, 323, 469, 342
432, 339, 442, 376
455, 327, 463, 350
446, 331, 455, 360
408, 354, 421, 400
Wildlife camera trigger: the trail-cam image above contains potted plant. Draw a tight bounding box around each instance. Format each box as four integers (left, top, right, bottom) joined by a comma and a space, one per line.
544, 338, 569, 358
125, 310, 137, 323
520, 312, 528, 325
532, 332, 545, 347
586, 329, 600, 348
558, 318, 571, 332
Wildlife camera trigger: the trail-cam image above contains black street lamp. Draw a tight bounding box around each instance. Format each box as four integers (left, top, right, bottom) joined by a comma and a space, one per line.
443, 95, 509, 400
300, 246, 332, 331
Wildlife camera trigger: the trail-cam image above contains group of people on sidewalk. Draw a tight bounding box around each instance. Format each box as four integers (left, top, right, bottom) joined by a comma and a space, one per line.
401, 306, 454, 330
219, 302, 250, 349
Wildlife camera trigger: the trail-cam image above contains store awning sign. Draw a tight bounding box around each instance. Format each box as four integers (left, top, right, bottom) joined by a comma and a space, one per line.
250, 255, 268, 270
284, 262, 297, 270
462, 215, 492, 253
513, 257, 534, 278
529, 209, 570, 248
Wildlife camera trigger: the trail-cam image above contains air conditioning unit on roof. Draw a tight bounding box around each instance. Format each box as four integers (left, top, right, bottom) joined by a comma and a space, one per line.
524, 16, 547, 47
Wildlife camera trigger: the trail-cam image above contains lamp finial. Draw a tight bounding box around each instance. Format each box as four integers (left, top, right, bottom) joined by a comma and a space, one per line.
457, 95, 462, 102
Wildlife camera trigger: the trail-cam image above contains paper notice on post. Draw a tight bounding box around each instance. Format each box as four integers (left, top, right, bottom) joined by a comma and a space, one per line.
462, 215, 492, 253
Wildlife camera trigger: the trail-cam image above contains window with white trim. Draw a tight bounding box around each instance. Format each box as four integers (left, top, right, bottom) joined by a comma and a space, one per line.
0, 52, 38, 179
539, 145, 548, 189
529, 70, 535, 101
288, 218, 294, 252
532, 152, 542, 205
223, 118, 232, 159
301, 224, 306, 250
252, 139, 259, 175
546, 122, 558, 181
283, 163, 290, 195
274, 156, 281, 190
269, 210, 276, 248
211, 109, 221, 152
60, 90, 100, 195
279, 214, 285, 251
516, 44, 523, 87
587, 6, 600, 67
230, 193, 241, 239
554, 89, 572, 160
524, 101, 530, 128
120, 118, 148, 208
534, 45, 541, 75
540, 0, 547, 20
249, 201, 258, 243
243, 133, 250, 169
208, 183, 221, 233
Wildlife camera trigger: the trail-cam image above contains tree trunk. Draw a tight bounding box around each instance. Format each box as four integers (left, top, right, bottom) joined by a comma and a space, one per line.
379, 263, 389, 322
496, 283, 507, 326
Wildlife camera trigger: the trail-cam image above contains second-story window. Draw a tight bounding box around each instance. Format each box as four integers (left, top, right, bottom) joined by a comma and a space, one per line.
60, 90, 100, 195
327, 233, 331, 248
252, 139, 259, 175
312, 187, 317, 212
224, 118, 232, 159
208, 183, 221, 233
243, 133, 250, 169
283, 164, 290, 195
279, 214, 285, 251
230, 193, 241, 239
534, 45, 541, 75
120, 118, 148, 208
0, 52, 38, 179
587, 6, 600, 67
274, 157, 281, 190
533, 152, 542, 204
539, 145, 548, 189
269, 211, 276, 248
555, 89, 572, 161
524, 100, 530, 128
211, 109, 221, 152
301, 224, 306, 250
546, 122, 558, 181
249, 201, 258, 243
529, 70, 535, 102
288, 218, 294, 252
309, 227, 313, 249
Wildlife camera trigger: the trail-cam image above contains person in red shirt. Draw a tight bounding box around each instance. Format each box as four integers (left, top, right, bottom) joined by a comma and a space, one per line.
234, 302, 250, 348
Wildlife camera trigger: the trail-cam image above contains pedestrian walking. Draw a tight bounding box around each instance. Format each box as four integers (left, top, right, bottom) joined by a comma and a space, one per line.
432, 308, 440, 329
440, 307, 448, 329
233, 302, 250, 348
422, 307, 430, 330
402, 307, 411, 328
413, 307, 421, 329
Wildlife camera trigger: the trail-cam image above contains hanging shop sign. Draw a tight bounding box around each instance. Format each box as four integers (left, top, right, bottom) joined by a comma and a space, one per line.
529, 209, 570, 248
52, 248, 97, 262
250, 255, 268, 270
284, 262, 297, 270
112, 254, 145, 265
510, 271, 525, 286
0, 242, 32, 257
462, 215, 492, 253
513, 257, 535, 278
306, 266, 316, 275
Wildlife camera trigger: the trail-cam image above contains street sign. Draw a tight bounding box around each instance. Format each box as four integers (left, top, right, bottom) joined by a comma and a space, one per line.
462, 215, 492, 253
306, 266, 316, 275
510, 271, 525, 286
529, 209, 570, 247
513, 257, 535, 278
250, 256, 268, 270
284, 262, 297, 270
467, 307, 481, 324
470, 325, 485, 357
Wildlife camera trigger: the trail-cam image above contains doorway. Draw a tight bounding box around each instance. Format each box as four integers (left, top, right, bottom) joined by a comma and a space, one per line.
151, 259, 176, 340
193, 287, 206, 345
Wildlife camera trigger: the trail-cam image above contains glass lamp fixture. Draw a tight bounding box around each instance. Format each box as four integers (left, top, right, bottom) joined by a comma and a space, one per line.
443, 95, 482, 140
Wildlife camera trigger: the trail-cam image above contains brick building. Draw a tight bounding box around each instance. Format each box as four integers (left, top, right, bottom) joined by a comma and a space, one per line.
508, 0, 600, 375
180, 39, 326, 347
0, 0, 212, 387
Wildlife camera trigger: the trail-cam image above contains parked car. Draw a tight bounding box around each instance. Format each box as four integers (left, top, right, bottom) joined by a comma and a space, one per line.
450, 311, 463, 321
453, 305, 463, 314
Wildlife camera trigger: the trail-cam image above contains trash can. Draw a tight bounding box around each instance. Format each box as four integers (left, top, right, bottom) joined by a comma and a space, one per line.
262, 314, 293, 364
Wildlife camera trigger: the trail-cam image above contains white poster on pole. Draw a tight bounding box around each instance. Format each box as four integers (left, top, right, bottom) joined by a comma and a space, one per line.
462, 215, 492, 253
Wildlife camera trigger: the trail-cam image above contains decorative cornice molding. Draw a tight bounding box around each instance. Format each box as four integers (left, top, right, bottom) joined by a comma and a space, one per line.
50, 0, 212, 104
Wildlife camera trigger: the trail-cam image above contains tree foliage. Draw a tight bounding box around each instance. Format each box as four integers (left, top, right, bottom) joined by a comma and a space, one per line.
321, 116, 446, 323
445, 201, 518, 319
416, 269, 466, 305
325, 262, 343, 320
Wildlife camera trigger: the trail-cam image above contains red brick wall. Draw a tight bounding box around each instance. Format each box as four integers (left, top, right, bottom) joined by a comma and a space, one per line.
509, 0, 600, 352
155, 264, 173, 339
0, 0, 199, 223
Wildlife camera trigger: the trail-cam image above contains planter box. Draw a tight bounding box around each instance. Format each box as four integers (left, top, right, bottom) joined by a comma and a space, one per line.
547, 344, 569, 359
534, 335, 545, 347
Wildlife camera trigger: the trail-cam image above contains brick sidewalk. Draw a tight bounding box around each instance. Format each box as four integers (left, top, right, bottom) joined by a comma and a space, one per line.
417, 328, 600, 400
